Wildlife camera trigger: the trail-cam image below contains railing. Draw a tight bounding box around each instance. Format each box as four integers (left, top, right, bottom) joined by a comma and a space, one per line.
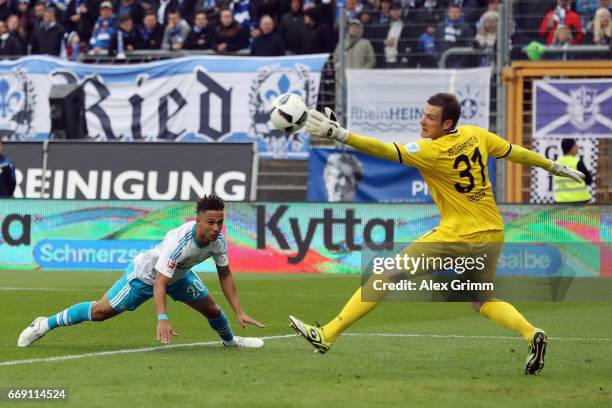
438, 47, 495, 68
520, 44, 611, 60
76, 49, 250, 64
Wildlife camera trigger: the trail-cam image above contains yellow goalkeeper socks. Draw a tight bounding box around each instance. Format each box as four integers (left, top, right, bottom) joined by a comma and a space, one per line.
479, 300, 535, 342
322, 288, 379, 343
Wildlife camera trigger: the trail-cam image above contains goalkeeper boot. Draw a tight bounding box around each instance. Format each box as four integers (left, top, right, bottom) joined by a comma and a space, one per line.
17, 317, 47, 347
525, 329, 548, 375
288, 315, 332, 354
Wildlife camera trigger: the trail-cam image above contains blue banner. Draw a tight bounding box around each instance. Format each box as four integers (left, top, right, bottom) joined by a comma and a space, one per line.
307, 148, 433, 202
0, 54, 329, 159
307, 147, 496, 202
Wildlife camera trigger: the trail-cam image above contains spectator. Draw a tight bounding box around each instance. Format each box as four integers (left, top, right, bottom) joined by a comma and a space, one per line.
279, 0, 305, 54
407, 0, 444, 26
548, 24, 575, 59
162, 8, 191, 50
0, 142, 16, 198
156, 0, 179, 26
577, 0, 601, 13
214, 8, 249, 52
591, 7, 611, 44
88, 1, 116, 54
46, 0, 71, 23
334, 19, 374, 99
357, 6, 385, 67
252, 0, 281, 24
231, 0, 253, 29
383, 2, 411, 67
474, 10, 498, 66
136, 11, 164, 49
0, 0, 12, 21
117, 0, 144, 27
184, 9, 214, 50
539, 0, 583, 45
554, 138, 592, 203
177, 0, 197, 24
109, 14, 138, 55
15, 0, 34, 46
250, 14, 285, 56
377, 0, 391, 25
66, 0, 101, 45
32, 0, 45, 30
435, 3, 473, 66
0, 20, 23, 56
303, 6, 335, 54
64, 31, 85, 59
31, 6, 65, 55
6, 15, 27, 54
417, 19, 438, 67
475, 0, 501, 30
344, 0, 363, 21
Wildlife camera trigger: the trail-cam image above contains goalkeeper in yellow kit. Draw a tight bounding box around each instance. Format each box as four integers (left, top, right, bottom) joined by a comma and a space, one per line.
288, 93, 585, 375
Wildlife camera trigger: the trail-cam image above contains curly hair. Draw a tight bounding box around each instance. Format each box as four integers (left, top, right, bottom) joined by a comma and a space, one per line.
195, 194, 225, 214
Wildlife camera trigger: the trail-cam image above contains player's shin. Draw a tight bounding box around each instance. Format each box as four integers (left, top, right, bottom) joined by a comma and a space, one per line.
323, 287, 380, 343
208, 308, 234, 342
479, 300, 535, 342
46, 301, 96, 331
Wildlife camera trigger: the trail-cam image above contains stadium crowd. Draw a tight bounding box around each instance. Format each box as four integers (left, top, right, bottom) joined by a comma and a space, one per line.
0, 0, 609, 63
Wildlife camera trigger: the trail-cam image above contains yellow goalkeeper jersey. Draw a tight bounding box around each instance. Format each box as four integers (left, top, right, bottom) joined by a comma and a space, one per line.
395, 125, 512, 235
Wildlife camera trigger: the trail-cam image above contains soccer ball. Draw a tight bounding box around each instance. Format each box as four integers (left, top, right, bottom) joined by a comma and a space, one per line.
269, 93, 308, 133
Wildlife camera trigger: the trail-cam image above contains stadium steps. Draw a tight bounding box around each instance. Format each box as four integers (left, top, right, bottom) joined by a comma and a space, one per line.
256, 160, 308, 201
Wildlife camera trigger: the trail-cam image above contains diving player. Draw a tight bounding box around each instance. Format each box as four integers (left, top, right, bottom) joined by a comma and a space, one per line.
18, 194, 265, 348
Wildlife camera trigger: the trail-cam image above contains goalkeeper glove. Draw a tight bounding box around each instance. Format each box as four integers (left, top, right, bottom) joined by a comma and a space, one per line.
548, 162, 586, 184
305, 108, 349, 143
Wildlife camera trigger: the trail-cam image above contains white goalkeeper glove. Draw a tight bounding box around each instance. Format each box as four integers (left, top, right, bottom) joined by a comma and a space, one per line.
305, 108, 349, 143
548, 162, 586, 184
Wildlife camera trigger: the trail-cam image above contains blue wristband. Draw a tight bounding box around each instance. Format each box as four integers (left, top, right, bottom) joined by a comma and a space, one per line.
157, 313, 169, 321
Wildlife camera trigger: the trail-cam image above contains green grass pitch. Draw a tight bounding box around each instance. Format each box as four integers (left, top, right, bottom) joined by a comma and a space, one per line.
1, 270, 611, 407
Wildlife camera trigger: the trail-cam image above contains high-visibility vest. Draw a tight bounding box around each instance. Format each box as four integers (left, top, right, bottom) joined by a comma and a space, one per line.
554, 155, 591, 203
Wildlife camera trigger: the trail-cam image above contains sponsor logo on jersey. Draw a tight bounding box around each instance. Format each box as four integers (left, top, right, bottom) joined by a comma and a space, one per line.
406, 143, 420, 153
167, 260, 177, 270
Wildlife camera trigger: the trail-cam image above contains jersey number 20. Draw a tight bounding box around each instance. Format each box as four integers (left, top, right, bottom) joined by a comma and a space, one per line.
453, 147, 486, 193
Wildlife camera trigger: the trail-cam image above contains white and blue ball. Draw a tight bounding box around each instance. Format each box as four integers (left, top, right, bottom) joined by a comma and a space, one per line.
269, 93, 308, 133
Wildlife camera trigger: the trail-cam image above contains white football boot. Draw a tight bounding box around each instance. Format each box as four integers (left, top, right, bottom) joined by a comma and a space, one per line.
223, 336, 264, 348
17, 317, 48, 347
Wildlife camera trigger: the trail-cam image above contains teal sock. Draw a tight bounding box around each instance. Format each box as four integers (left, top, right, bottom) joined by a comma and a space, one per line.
47, 301, 95, 330
208, 309, 234, 342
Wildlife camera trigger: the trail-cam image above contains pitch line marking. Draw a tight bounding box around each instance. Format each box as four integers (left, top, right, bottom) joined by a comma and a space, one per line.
1, 332, 609, 367
0, 287, 98, 292
342, 333, 612, 342
0, 334, 297, 367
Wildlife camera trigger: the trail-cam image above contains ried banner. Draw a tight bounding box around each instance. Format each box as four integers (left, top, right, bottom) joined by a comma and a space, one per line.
533, 79, 612, 139
346, 67, 491, 143
0, 201, 608, 275
0, 55, 328, 159
4, 142, 256, 201
307, 148, 432, 202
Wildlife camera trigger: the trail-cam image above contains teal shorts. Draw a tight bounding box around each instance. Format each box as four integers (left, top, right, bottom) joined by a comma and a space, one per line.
107, 264, 209, 312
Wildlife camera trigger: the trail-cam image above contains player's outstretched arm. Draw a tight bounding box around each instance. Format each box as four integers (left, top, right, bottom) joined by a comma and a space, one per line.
305, 108, 399, 162
217, 265, 266, 329
154, 271, 179, 344
505, 144, 585, 183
